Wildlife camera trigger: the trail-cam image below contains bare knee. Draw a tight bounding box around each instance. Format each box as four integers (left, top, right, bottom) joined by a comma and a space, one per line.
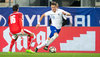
28, 33, 34, 37
48, 37, 51, 40
54, 33, 59, 38
30, 33, 34, 36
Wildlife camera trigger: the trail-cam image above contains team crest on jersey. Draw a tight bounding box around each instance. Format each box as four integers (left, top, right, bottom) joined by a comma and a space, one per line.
58, 13, 60, 16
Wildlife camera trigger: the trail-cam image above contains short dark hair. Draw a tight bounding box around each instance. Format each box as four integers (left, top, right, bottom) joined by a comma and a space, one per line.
51, 1, 57, 6
12, 4, 19, 11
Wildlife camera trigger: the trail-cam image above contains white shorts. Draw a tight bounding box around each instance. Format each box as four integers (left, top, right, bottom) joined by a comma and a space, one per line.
10, 29, 33, 39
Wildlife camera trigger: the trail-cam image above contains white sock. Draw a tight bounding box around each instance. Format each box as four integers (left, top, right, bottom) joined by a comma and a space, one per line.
37, 40, 48, 49
46, 34, 58, 46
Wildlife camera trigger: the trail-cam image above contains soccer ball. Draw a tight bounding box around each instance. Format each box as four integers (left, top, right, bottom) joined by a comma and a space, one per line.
49, 46, 56, 53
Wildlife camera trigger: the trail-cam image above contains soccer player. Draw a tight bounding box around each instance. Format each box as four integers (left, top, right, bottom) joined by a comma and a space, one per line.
35, 2, 71, 52
8, 4, 34, 53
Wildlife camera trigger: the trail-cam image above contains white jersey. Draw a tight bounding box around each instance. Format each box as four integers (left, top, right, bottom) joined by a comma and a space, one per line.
58, 8, 70, 19
45, 9, 64, 29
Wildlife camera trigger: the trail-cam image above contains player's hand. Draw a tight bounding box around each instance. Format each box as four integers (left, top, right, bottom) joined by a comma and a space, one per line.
36, 24, 40, 29
67, 13, 71, 16
21, 29, 24, 35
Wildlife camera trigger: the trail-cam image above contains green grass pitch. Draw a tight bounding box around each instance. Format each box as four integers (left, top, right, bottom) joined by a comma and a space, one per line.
0, 52, 100, 57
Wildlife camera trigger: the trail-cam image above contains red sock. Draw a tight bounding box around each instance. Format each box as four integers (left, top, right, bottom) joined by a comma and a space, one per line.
28, 36, 33, 49
9, 39, 15, 52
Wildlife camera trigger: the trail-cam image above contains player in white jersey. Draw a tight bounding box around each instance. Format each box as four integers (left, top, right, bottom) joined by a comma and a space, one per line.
35, 2, 71, 52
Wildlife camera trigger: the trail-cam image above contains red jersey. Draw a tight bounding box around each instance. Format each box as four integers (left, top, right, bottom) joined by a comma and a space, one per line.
8, 12, 23, 34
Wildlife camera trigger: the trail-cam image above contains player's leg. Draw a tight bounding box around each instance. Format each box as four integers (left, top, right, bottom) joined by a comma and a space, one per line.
43, 33, 58, 50
23, 29, 34, 53
35, 39, 49, 52
44, 26, 60, 50
43, 31, 54, 50
35, 26, 60, 52
9, 34, 18, 53
27, 34, 34, 49
46, 33, 58, 46
36, 32, 53, 50
35, 28, 54, 52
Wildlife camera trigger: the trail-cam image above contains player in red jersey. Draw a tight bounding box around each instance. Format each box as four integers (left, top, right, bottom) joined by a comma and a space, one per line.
8, 4, 34, 53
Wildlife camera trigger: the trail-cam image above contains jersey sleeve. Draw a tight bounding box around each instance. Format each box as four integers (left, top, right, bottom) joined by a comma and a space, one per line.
58, 9, 68, 20
59, 9, 70, 15
44, 11, 51, 16
63, 10, 70, 14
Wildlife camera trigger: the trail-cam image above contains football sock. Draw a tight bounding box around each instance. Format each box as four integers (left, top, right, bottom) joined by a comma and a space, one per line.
37, 40, 48, 49
9, 39, 15, 52
46, 34, 58, 46
27, 36, 33, 49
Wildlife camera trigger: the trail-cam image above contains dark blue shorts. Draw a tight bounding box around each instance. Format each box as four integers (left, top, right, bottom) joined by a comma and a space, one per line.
49, 26, 61, 38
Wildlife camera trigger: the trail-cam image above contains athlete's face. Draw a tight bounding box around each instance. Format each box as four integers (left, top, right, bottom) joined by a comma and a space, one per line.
51, 5, 56, 12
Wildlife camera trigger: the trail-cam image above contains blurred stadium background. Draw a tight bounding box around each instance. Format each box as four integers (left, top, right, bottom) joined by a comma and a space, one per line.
0, 0, 100, 57
0, 0, 99, 7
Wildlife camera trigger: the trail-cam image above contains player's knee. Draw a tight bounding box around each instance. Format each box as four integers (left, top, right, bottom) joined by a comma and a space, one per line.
30, 33, 34, 36
54, 33, 59, 38
48, 37, 51, 40
29, 33, 34, 37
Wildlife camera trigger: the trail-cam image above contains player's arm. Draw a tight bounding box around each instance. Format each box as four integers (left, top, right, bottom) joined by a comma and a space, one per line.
62, 11, 72, 25
62, 11, 71, 16
19, 13, 24, 34
36, 11, 50, 29
20, 20, 24, 35
36, 14, 45, 29
60, 9, 71, 16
